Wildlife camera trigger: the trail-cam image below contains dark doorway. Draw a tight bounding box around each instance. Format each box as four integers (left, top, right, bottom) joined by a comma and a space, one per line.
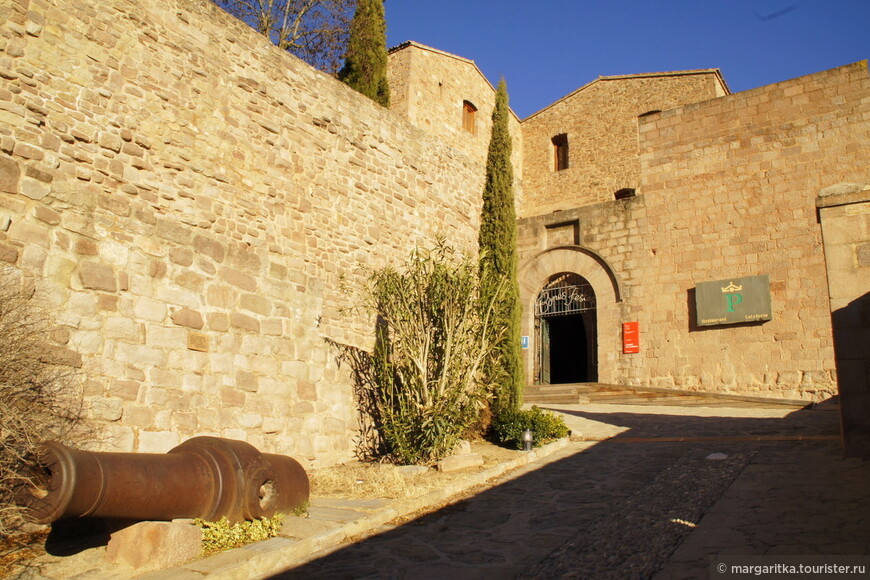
535, 273, 598, 384
547, 313, 587, 383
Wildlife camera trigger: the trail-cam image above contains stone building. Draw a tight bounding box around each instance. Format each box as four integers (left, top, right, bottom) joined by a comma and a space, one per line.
1, 0, 868, 462
387, 42, 869, 415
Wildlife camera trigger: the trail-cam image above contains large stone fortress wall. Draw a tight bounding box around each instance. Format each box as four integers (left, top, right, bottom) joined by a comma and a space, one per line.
0, 0, 486, 465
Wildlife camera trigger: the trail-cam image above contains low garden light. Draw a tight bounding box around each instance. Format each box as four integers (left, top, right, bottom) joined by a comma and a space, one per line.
522, 429, 533, 452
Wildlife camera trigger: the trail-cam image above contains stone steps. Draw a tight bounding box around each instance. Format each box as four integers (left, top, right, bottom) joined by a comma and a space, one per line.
524, 383, 809, 408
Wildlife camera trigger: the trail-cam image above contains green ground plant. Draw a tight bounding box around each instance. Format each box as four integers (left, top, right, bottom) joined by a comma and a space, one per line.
491, 406, 571, 450
195, 513, 285, 554
349, 242, 505, 465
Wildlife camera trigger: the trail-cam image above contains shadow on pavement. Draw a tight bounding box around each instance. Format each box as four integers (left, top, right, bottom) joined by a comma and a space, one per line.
273, 401, 863, 580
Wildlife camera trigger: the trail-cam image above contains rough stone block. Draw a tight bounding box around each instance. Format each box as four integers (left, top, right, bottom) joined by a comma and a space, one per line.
8, 221, 50, 248
230, 312, 259, 332
171, 307, 204, 329
88, 398, 123, 421
138, 431, 180, 453
0, 154, 19, 193
98, 131, 122, 152
437, 453, 484, 473
240, 293, 271, 315
135, 298, 167, 322
194, 234, 226, 263
105, 521, 202, 572
236, 370, 259, 392
220, 267, 257, 292
0, 242, 18, 264
79, 260, 117, 292
34, 205, 60, 224
12, 142, 43, 161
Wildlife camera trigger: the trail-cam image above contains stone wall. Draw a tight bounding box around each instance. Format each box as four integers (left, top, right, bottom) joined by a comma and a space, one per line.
0, 0, 486, 466
517, 61, 869, 401
520, 71, 726, 216
517, 198, 646, 386
387, 41, 524, 203
633, 61, 870, 399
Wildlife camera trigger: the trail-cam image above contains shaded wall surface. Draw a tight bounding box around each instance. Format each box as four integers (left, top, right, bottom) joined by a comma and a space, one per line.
0, 0, 485, 466
817, 183, 870, 456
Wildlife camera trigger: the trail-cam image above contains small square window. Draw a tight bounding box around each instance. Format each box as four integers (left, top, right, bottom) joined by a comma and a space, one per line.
463, 101, 477, 134
552, 133, 569, 171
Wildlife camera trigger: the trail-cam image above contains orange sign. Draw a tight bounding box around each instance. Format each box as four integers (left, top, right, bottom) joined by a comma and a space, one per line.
623, 322, 639, 354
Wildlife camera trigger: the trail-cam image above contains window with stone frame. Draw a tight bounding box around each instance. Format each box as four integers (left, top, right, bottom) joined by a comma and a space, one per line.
552, 133, 569, 171
462, 101, 477, 134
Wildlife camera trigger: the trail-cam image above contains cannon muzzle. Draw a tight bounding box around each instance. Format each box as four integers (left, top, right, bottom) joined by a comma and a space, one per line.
15, 437, 309, 524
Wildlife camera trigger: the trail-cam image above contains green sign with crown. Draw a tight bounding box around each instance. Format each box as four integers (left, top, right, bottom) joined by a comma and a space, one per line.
695, 274, 772, 327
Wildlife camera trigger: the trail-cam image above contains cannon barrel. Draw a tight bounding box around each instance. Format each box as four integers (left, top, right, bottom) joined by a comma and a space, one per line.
15, 437, 309, 524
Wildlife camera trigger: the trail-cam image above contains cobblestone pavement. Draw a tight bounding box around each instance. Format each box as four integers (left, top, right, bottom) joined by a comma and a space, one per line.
276, 401, 870, 580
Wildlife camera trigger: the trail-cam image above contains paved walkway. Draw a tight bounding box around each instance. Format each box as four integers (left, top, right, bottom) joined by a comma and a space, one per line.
15, 400, 870, 579
273, 401, 868, 580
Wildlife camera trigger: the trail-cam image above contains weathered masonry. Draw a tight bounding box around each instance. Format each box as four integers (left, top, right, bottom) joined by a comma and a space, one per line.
0, 0, 486, 467
514, 62, 869, 403
1, 0, 868, 463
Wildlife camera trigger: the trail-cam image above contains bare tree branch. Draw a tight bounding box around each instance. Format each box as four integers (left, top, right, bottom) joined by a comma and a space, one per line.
213, 0, 355, 74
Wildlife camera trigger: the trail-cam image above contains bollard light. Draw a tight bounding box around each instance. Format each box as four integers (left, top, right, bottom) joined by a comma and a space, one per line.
522, 429, 533, 452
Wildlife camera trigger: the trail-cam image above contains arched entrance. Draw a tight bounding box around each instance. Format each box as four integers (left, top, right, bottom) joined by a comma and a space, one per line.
519, 246, 622, 387
535, 273, 598, 384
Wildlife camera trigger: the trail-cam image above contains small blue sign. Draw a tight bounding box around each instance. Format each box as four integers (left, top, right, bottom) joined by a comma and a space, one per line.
521, 336, 529, 349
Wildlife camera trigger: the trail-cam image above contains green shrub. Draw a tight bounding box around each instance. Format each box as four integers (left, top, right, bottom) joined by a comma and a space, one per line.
345, 242, 505, 465
491, 406, 570, 450
195, 513, 284, 554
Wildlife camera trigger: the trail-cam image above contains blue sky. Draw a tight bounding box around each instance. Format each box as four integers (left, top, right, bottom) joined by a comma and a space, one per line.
385, 1, 870, 119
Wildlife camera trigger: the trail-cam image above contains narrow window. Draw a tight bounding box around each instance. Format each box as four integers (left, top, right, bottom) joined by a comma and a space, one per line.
614, 188, 636, 200
462, 101, 477, 134
552, 133, 569, 171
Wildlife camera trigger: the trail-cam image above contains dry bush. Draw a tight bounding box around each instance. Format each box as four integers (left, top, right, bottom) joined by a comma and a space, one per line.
0, 267, 83, 535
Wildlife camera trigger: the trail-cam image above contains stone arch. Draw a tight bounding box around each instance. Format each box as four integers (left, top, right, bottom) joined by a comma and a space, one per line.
519, 246, 623, 387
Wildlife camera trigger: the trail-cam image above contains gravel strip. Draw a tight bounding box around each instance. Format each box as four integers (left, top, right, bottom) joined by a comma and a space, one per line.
518, 444, 754, 580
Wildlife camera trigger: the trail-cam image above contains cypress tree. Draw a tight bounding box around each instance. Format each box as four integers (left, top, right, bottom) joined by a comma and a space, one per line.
479, 79, 523, 413
338, 0, 390, 107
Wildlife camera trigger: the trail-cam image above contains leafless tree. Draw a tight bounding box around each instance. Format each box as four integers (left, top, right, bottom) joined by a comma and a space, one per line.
0, 268, 83, 534
213, 0, 356, 73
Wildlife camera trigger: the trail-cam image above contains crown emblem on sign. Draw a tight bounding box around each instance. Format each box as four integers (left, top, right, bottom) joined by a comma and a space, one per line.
721, 282, 743, 293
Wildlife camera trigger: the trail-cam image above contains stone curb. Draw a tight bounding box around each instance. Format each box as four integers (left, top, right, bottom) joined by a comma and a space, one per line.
139, 438, 572, 580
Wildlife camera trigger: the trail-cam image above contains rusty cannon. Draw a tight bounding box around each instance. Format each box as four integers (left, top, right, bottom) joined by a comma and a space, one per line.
15, 436, 309, 524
